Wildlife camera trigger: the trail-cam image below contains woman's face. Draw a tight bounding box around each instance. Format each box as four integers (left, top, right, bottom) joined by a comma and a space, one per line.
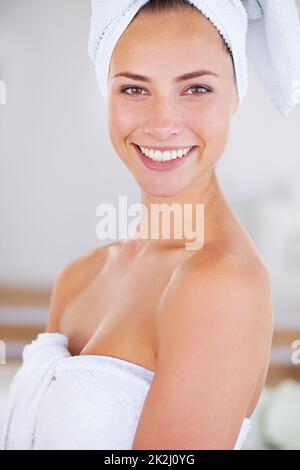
107, 9, 239, 197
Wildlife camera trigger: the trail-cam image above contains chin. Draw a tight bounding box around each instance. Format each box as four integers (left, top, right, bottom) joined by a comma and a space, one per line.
138, 179, 187, 198
146, 189, 179, 198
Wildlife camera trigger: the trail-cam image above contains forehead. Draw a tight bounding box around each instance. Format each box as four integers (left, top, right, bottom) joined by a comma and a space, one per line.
110, 10, 226, 73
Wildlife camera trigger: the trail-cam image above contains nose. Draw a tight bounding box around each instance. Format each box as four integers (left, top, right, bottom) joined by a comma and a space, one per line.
142, 96, 182, 140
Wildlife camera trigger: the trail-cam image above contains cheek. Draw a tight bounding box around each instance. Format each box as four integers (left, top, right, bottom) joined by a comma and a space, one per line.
195, 100, 231, 163
107, 97, 141, 167
108, 97, 138, 143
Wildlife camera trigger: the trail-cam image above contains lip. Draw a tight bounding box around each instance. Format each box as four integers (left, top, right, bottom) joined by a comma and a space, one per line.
133, 143, 198, 172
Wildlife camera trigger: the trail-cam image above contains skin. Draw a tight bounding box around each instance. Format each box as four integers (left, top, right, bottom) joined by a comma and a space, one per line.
46, 8, 273, 449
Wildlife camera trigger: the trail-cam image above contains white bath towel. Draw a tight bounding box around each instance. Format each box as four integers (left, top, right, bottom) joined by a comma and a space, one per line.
88, 0, 300, 116
0, 333, 252, 450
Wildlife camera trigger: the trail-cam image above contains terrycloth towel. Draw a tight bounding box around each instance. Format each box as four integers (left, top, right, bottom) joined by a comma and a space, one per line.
88, 0, 300, 116
0, 334, 71, 450
0, 333, 252, 450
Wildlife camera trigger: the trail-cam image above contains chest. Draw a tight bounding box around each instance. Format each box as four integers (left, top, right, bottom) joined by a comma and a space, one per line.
59, 251, 184, 370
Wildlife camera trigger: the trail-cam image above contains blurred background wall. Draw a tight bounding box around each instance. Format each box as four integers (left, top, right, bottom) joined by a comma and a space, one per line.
0, 0, 300, 449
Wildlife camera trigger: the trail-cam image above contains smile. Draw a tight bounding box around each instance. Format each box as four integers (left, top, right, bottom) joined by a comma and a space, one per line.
136, 145, 196, 162
133, 144, 198, 172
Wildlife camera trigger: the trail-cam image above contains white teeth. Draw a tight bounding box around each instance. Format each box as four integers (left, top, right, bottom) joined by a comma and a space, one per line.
139, 146, 193, 162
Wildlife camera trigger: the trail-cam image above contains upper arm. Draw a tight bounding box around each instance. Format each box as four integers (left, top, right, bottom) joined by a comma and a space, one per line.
132, 258, 274, 450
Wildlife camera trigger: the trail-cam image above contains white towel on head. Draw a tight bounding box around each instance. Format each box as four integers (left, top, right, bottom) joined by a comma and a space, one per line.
88, 0, 300, 116
241, 0, 300, 116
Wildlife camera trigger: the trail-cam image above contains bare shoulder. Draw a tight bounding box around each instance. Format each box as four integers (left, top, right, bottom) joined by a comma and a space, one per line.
45, 241, 119, 333
186, 238, 273, 300
162, 254, 270, 364
157, 244, 274, 359
131, 246, 274, 449
155, 241, 274, 342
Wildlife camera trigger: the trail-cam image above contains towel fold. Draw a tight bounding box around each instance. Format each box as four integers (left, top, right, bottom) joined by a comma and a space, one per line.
242, 0, 300, 115
0, 333, 70, 450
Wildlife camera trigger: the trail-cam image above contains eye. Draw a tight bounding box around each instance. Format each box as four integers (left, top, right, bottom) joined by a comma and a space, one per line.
120, 86, 147, 97
184, 84, 211, 95
120, 84, 212, 97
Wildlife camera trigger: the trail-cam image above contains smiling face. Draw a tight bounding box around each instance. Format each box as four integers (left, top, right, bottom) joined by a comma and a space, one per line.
107, 8, 239, 197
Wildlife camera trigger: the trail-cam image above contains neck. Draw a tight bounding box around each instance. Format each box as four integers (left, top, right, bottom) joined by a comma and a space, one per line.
129, 169, 233, 253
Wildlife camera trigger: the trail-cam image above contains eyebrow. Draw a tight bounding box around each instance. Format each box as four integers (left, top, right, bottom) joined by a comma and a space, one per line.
113, 70, 220, 82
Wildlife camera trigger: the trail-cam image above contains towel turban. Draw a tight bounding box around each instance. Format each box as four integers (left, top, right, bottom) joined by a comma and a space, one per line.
88, 0, 300, 116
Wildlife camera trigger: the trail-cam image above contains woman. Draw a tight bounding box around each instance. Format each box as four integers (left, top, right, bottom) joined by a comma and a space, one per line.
1, 0, 299, 450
